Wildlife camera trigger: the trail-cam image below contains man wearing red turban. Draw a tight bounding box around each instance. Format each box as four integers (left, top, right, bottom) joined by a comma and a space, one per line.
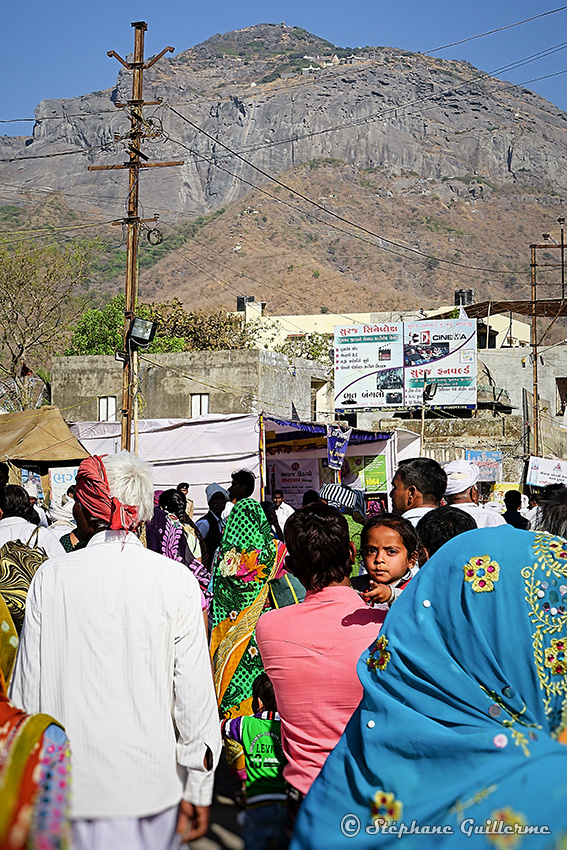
10, 451, 221, 850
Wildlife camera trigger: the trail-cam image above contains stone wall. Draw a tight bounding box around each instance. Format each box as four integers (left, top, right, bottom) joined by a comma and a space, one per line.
52, 350, 327, 422
373, 415, 526, 482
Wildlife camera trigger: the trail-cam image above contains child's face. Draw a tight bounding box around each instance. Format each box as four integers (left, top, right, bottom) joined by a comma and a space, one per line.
362, 525, 413, 585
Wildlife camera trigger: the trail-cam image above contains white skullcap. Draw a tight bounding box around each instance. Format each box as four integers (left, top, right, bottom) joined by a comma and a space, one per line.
444, 459, 480, 496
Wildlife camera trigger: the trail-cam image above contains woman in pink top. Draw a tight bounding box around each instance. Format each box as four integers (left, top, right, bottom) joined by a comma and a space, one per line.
256, 503, 385, 831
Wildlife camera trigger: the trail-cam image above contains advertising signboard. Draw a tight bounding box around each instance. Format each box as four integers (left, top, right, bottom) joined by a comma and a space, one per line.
334, 319, 477, 410
465, 450, 503, 483
334, 323, 404, 409
526, 456, 567, 488
402, 319, 477, 408
267, 458, 319, 508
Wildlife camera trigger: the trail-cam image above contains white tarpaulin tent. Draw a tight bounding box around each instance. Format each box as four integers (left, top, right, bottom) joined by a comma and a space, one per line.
70, 415, 261, 514
70, 414, 421, 515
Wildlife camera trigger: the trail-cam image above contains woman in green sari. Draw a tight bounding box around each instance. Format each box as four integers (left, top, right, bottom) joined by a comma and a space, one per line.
210, 498, 286, 775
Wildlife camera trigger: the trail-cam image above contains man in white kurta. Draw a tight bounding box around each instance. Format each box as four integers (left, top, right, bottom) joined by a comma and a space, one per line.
10, 452, 221, 850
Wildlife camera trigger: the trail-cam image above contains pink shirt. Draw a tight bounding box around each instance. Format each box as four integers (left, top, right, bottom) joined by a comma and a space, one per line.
256, 584, 385, 795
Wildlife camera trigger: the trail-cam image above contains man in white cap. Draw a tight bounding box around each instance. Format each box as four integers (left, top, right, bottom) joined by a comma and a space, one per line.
444, 459, 506, 528
196, 483, 230, 569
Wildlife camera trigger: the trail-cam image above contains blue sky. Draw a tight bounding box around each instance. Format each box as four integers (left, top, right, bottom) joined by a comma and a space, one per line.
2, 1, 566, 136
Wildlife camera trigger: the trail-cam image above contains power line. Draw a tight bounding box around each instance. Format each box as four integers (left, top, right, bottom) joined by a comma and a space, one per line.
422, 5, 567, 54
0, 139, 124, 164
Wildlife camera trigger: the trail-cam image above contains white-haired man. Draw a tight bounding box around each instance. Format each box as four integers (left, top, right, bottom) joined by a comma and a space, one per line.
444, 459, 505, 528
10, 451, 221, 850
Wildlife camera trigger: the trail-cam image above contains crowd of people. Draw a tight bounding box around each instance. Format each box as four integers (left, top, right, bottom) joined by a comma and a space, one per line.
1, 453, 567, 849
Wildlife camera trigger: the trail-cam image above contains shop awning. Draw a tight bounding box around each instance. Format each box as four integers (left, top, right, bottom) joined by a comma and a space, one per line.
0, 406, 90, 464
265, 416, 392, 444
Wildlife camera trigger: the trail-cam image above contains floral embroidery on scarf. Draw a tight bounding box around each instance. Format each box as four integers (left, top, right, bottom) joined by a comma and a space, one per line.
523, 533, 567, 735
235, 550, 271, 583
544, 638, 567, 676
370, 790, 402, 825
367, 635, 391, 672
485, 808, 527, 847
219, 547, 240, 576
464, 555, 500, 593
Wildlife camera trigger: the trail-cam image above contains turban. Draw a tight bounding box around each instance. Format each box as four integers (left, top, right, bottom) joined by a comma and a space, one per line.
318, 483, 358, 512
75, 455, 139, 531
444, 459, 480, 496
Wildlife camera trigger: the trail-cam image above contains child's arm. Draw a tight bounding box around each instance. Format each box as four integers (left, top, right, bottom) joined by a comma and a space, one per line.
221, 715, 244, 745
361, 581, 394, 605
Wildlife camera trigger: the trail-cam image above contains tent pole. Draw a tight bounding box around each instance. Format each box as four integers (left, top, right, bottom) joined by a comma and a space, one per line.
259, 412, 266, 501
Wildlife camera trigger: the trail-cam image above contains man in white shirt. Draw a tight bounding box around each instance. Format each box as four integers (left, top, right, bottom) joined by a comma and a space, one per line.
390, 457, 447, 527
444, 459, 506, 528
272, 489, 295, 528
10, 451, 221, 850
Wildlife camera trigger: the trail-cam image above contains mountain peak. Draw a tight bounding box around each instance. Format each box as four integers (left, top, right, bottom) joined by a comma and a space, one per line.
177, 23, 339, 62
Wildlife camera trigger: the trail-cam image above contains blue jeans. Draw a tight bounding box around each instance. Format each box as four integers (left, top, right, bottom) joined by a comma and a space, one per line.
243, 801, 288, 850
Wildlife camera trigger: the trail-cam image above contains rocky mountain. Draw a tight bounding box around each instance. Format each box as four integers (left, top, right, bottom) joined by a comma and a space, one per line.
1, 23, 566, 314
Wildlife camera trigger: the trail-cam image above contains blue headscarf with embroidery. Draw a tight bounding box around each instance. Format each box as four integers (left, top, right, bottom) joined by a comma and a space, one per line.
291, 526, 567, 848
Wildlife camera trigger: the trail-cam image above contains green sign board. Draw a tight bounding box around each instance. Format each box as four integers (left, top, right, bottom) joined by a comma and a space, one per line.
364, 455, 387, 492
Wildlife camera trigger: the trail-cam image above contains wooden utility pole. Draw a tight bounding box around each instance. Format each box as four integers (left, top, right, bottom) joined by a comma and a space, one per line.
89, 22, 183, 451
530, 244, 539, 457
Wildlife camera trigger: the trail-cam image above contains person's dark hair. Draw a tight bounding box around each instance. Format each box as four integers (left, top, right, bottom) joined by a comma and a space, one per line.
284, 502, 351, 590
534, 486, 567, 537
232, 469, 255, 498
252, 672, 277, 714
0, 484, 39, 524
302, 489, 320, 507
540, 483, 564, 501
396, 458, 447, 504
504, 489, 522, 510
261, 500, 276, 519
416, 507, 477, 558
159, 488, 189, 522
67, 485, 76, 497
158, 488, 208, 562
361, 514, 424, 564
0, 461, 9, 484
273, 489, 284, 498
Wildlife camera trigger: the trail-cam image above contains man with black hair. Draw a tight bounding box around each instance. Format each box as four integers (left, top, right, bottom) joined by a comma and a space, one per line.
256, 503, 385, 829
223, 469, 256, 521
503, 489, 529, 529
416, 506, 477, 559
273, 488, 294, 529
390, 457, 447, 527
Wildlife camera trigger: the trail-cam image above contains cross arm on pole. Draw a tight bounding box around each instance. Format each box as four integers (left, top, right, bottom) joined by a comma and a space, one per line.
88, 161, 183, 171
107, 50, 131, 69
145, 46, 175, 69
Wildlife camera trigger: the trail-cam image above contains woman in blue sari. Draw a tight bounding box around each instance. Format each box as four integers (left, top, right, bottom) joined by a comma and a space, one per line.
291, 525, 567, 847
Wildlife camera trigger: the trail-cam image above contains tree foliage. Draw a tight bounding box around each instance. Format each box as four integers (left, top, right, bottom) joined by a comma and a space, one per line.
275, 331, 332, 362
66, 295, 255, 356
0, 239, 95, 410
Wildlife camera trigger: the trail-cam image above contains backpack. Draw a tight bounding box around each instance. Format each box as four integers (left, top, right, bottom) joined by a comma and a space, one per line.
0, 527, 48, 635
